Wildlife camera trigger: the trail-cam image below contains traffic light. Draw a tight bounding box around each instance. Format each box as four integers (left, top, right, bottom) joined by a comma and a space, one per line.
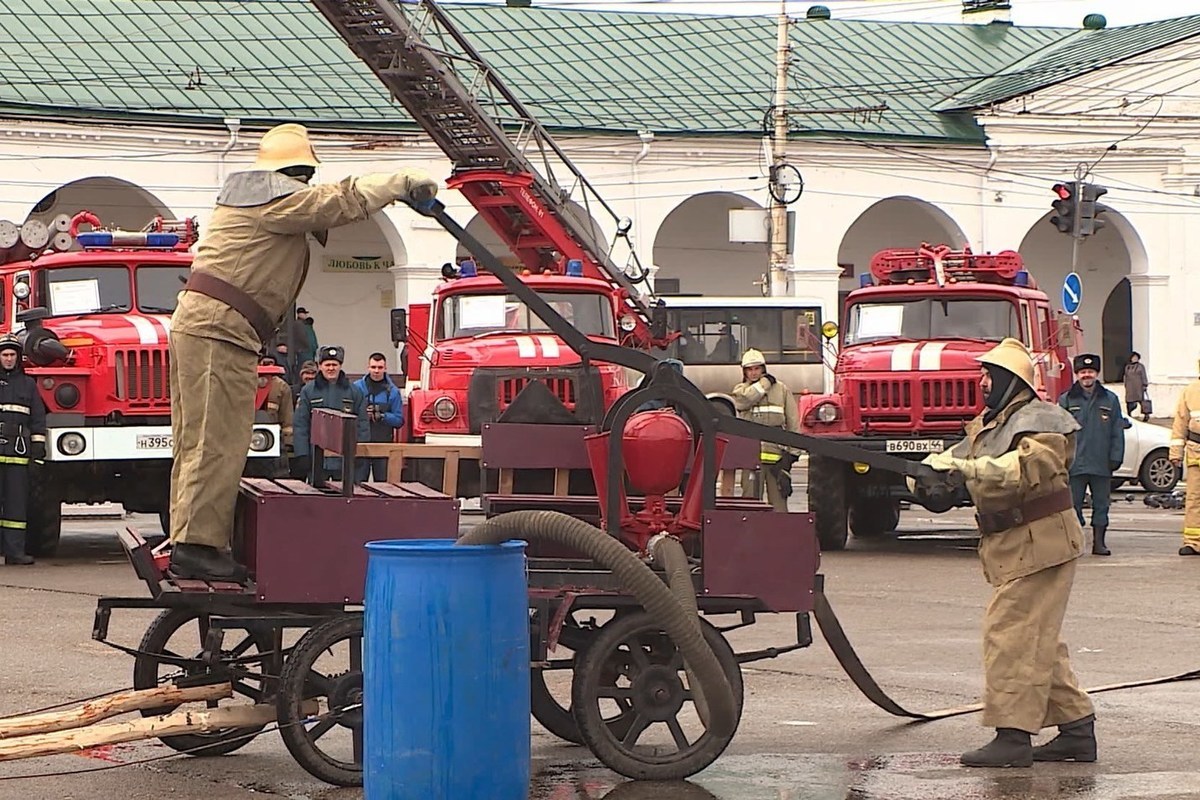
1049, 181, 1078, 235
1078, 182, 1110, 237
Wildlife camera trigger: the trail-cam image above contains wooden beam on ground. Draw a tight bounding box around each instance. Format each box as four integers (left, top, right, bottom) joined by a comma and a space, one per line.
0, 703, 298, 762
0, 683, 232, 740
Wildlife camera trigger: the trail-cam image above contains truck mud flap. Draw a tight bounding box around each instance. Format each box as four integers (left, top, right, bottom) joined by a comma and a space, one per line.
813, 587, 1200, 722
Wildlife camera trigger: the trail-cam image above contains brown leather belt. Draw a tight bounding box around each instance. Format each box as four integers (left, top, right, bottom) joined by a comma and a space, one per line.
974, 487, 1073, 535
184, 272, 277, 344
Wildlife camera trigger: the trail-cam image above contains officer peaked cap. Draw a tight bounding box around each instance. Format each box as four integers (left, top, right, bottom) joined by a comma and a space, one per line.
319, 345, 344, 364
1073, 353, 1101, 373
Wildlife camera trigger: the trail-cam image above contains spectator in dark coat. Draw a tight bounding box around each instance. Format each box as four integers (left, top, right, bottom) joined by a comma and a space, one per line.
1123, 352, 1150, 422
1059, 353, 1125, 556
292, 345, 368, 483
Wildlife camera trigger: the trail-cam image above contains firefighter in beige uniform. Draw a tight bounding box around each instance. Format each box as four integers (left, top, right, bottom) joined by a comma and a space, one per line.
1168, 367, 1200, 556
168, 123, 437, 581
732, 349, 798, 511
909, 338, 1097, 767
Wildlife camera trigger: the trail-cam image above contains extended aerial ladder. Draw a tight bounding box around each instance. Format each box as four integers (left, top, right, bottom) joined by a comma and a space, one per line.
310, 0, 671, 349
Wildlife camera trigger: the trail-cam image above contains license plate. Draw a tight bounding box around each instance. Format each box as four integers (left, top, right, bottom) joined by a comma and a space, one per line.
136, 434, 173, 450
886, 439, 943, 454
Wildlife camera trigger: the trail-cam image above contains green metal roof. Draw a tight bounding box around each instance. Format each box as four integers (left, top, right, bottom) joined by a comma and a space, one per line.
0, 1, 1189, 143
938, 14, 1200, 111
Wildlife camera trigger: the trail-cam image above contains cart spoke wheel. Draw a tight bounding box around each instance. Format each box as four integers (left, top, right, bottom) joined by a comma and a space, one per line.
132, 608, 274, 757
277, 615, 363, 787
571, 610, 744, 781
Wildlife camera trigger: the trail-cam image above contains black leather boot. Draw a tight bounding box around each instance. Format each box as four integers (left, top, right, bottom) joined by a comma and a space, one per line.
1092, 526, 1111, 556
960, 728, 1033, 767
1033, 714, 1097, 762
1, 531, 34, 565
169, 543, 248, 582
4, 554, 34, 565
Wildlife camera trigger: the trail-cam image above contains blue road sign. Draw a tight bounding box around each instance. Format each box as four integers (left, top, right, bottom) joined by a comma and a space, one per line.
1061, 272, 1082, 315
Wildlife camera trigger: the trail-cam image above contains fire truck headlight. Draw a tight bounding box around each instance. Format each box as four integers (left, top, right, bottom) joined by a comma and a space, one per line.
12, 281, 30, 300
249, 429, 274, 453
54, 383, 80, 409
433, 396, 458, 422
57, 432, 86, 456
815, 402, 840, 423
619, 314, 637, 333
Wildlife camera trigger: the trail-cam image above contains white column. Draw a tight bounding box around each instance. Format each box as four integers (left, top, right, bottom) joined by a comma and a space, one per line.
1127, 273, 1176, 410
787, 265, 844, 393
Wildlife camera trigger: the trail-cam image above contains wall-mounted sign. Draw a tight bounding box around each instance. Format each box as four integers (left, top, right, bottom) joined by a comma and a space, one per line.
323, 255, 395, 273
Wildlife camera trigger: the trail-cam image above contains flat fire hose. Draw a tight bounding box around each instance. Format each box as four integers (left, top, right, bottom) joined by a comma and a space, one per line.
812, 589, 1200, 722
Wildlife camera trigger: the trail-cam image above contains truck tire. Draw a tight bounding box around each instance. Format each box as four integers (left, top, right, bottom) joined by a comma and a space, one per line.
807, 455, 848, 551
849, 499, 901, 539
27, 469, 62, 558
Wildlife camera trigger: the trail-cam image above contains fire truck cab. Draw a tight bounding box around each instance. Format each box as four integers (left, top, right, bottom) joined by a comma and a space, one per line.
400, 258, 632, 495
798, 244, 1077, 551
2, 213, 281, 556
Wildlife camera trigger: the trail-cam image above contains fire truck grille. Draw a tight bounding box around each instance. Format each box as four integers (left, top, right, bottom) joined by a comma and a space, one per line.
115, 349, 170, 407
855, 377, 980, 426
497, 377, 577, 412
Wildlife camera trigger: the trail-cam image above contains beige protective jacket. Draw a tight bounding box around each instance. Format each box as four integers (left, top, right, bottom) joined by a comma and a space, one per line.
173, 169, 429, 354
1168, 379, 1200, 465
922, 392, 1084, 586
262, 375, 294, 448
731, 377, 798, 462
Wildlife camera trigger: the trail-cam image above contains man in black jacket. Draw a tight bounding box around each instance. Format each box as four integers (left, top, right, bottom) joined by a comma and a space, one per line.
0, 335, 46, 565
1059, 353, 1125, 556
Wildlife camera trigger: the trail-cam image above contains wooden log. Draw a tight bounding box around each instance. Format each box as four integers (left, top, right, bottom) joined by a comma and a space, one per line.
0, 683, 232, 740
0, 703, 285, 762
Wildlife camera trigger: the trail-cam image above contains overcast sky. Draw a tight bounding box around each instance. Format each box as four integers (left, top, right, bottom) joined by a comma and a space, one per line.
460, 0, 1196, 27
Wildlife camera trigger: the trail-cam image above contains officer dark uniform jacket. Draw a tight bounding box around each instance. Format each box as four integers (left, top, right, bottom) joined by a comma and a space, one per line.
911, 338, 1096, 768
0, 335, 46, 565
1058, 353, 1125, 556
293, 345, 369, 482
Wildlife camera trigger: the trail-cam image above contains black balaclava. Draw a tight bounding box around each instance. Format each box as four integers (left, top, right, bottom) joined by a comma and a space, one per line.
983, 364, 1023, 423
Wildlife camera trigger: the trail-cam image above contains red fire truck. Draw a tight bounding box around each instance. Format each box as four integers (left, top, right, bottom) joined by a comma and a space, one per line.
3, 213, 281, 556
798, 244, 1078, 551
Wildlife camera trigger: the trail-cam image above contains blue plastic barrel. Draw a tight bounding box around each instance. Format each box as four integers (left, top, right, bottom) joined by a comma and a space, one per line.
364, 538, 530, 800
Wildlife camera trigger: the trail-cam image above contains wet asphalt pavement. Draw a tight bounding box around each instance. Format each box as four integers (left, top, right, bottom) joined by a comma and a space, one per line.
0, 486, 1197, 800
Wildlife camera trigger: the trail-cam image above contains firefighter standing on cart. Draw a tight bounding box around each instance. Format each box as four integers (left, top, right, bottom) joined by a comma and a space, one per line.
732, 349, 798, 511
167, 123, 437, 581
0, 335, 45, 566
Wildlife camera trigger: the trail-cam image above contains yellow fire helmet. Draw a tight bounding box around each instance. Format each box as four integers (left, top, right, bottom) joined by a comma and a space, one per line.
740, 348, 766, 369
976, 337, 1036, 392
252, 123, 321, 172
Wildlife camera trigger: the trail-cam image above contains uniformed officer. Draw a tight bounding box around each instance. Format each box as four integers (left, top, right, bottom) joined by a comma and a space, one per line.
911, 338, 1097, 767
167, 123, 438, 581
293, 345, 369, 484
0, 335, 46, 566
1169, 359, 1200, 556
731, 349, 798, 511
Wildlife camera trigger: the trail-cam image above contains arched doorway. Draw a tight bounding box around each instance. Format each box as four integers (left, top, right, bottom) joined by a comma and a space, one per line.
836, 197, 968, 307
1018, 209, 1144, 383
652, 192, 766, 296
24, 177, 175, 241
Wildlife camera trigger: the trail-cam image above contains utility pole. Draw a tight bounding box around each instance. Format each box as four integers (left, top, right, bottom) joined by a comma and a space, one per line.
768, 0, 791, 297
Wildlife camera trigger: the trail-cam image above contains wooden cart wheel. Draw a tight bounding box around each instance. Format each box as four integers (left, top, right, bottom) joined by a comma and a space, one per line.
132, 608, 274, 756
570, 610, 743, 780
277, 615, 364, 787
531, 610, 635, 745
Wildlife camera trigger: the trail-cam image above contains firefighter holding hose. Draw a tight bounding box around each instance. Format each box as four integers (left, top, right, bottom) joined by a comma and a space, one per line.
167, 123, 438, 581
909, 338, 1098, 767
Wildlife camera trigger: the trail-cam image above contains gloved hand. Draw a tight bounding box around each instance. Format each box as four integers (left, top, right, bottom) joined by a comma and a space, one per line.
1109, 461, 1122, 473
777, 451, 798, 471
355, 169, 439, 213
30, 440, 45, 461
756, 377, 771, 393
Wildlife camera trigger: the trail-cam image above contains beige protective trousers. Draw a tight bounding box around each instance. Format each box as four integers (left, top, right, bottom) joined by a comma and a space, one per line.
981, 558, 1095, 732
168, 331, 259, 548
1184, 463, 1200, 551
741, 465, 787, 511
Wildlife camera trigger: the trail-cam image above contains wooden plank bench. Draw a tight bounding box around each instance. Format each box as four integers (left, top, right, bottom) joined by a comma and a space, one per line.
355, 442, 482, 497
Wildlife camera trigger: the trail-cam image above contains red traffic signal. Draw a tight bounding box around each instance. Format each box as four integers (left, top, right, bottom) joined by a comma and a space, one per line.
1052, 183, 1073, 200
1049, 181, 1078, 235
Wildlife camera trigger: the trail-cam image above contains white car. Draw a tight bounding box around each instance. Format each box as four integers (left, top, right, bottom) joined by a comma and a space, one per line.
1114, 418, 1179, 492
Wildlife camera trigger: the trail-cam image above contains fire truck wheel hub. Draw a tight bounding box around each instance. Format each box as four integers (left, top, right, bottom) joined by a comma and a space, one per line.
631, 664, 686, 721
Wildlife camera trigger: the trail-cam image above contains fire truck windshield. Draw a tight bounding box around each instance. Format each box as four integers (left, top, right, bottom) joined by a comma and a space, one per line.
135, 265, 191, 313
437, 291, 615, 341
41, 267, 132, 316
844, 297, 1020, 346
